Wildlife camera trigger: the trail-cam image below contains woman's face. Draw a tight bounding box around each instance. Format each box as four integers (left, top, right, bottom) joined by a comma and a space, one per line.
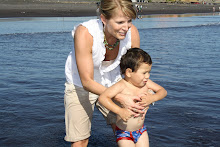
102, 8, 132, 40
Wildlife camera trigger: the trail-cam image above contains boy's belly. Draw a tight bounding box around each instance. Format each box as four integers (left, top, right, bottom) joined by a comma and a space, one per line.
116, 116, 144, 132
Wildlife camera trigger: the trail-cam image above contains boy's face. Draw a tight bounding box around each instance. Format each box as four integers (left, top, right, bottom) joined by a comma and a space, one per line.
130, 63, 152, 88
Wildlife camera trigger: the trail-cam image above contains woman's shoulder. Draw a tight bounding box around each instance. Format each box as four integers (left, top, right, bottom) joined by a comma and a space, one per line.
74, 25, 93, 48
78, 19, 102, 38
74, 25, 90, 38
131, 24, 138, 31
74, 19, 100, 35
130, 24, 140, 48
81, 19, 101, 30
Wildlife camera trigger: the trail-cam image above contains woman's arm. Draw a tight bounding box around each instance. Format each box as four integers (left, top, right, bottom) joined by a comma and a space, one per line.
74, 25, 107, 95
131, 24, 140, 48
99, 81, 134, 121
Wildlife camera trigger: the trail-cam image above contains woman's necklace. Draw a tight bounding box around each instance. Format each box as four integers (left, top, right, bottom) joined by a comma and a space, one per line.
103, 35, 119, 50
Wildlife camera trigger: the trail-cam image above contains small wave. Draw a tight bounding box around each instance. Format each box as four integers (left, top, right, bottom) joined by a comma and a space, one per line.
139, 21, 220, 30
178, 22, 220, 29
196, 22, 220, 27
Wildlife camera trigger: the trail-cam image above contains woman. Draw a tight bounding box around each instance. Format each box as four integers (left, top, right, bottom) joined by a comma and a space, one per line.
64, 0, 145, 146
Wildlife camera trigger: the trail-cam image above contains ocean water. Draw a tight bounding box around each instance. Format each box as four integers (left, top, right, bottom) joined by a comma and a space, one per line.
0, 13, 219, 147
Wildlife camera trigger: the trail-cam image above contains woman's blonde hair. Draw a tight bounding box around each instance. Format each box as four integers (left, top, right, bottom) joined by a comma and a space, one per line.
99, 0, 136, 19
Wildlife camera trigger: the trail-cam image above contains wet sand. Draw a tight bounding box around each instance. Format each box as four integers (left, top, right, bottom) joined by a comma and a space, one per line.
0, 1, 219, 18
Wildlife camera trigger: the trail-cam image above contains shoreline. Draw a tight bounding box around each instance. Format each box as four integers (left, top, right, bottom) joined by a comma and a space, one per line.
0, 2, 219, 18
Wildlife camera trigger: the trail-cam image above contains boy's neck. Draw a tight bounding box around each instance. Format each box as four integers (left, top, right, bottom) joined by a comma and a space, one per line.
123, 77, 145, 89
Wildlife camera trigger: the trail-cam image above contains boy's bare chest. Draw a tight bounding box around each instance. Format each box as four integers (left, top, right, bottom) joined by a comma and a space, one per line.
123, 85, 148, 96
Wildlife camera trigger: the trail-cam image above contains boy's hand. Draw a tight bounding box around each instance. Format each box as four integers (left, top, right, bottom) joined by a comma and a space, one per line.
138, 90, 155, 107
141, 106, 149, 120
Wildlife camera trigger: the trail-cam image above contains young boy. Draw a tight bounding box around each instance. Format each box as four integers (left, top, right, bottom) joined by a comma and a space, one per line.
99, 48, 167, 147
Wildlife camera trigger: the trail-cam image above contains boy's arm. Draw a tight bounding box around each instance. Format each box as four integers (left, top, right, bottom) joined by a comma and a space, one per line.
140, 79, 167, 106
98, 81, 134, 121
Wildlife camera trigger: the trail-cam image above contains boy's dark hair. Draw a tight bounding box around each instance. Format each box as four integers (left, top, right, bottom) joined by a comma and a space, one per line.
120, 48, 152, 74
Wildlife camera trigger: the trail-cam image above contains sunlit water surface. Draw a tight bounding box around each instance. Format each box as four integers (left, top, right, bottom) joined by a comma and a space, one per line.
0, 13, 219, 147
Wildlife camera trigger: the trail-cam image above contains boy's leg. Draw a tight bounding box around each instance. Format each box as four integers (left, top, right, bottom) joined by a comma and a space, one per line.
117, 140, 135, 147
135, 131, 149, 147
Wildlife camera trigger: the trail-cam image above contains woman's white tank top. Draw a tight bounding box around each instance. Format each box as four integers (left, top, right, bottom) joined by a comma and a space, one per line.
65, 19, 131, 87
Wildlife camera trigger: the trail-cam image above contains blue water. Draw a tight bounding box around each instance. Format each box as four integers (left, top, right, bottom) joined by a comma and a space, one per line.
0, 13, 219, 147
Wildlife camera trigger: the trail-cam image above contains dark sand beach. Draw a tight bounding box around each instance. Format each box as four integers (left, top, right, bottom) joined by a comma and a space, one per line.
0, 1, 219, 18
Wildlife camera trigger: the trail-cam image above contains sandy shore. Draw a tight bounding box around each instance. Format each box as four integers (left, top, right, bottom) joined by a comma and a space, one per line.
0, 1, 219, 18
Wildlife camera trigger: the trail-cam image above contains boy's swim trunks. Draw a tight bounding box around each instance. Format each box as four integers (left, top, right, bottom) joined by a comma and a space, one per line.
115, 125, 147, 143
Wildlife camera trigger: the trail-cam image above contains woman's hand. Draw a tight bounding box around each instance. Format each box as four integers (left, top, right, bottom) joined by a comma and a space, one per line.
118, 108, 133, 122
115, 94, 145, 114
